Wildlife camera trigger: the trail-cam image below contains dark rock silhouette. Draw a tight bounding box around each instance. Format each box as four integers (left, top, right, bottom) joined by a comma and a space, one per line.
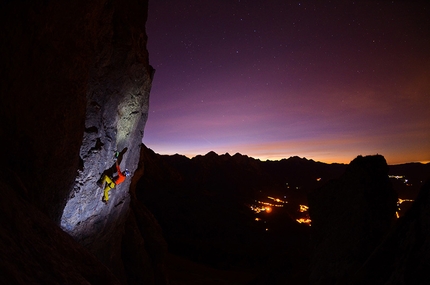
0, 0, 168, 284
346, 179, 430, 284
308, 155, 398, 284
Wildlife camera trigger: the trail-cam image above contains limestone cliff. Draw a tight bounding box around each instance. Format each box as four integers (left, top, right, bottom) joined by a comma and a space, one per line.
0, 0, 167, 284
59, 0, 154, 277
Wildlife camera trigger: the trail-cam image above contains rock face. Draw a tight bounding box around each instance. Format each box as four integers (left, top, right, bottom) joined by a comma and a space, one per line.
308, 155, 398, 284
1, 0, 91, 224
0, 172, 121, 285
0, 0, 168, 284
59, 0, 154, 277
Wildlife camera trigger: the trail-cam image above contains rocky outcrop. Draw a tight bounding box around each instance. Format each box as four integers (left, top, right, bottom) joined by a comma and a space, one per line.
0, 0, 167, 284
308, 155, 398, 284
347, 179, 430, 284
306, 156, 429, 284
124, 147, 170, 285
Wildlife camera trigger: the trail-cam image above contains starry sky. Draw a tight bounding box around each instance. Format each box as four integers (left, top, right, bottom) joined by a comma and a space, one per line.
143, 0, 430, 164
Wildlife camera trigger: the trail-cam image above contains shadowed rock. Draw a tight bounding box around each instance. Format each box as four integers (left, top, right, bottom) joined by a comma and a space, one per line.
347, 179, 430, 284
0, 170, 120, 285
308, 155, 398, 285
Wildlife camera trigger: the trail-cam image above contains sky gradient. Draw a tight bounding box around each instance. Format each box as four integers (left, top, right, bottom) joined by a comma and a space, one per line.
144, 0, 430, 164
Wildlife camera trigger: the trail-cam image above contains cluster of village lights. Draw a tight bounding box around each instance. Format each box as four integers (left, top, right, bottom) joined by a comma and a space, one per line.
396, 198, 414, 218
250, 196, 312, 227
250, 174, 415, 229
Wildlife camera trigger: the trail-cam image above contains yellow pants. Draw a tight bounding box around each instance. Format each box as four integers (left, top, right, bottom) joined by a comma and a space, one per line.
101, 175, 116, 202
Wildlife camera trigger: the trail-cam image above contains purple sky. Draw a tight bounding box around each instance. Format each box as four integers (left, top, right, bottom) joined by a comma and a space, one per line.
143, 0, 430, 164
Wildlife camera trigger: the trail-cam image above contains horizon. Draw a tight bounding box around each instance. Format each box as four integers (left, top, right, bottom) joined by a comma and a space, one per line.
143, 144, 429, 165
144, 1, 430, 165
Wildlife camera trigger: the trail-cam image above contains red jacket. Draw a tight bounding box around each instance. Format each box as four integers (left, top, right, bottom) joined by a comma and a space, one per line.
115, 163, 126, 185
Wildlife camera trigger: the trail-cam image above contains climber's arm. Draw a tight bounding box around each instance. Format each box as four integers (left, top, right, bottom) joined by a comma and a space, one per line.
116, 161, 121, 175
115, 161, 126, 185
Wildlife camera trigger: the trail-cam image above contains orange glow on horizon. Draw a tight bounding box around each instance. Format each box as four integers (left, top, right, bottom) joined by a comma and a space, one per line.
149, 137, 430, 165
170, 147, 430, 165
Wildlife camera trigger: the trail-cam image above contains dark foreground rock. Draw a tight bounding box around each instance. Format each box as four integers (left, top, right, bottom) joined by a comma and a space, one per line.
348, 179, 430, 285
0, 170, 120, 285
308, 155, 398, 285
308, 155, 430, 284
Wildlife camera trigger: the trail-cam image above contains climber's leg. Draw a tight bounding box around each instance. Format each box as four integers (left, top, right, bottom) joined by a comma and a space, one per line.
102, 176, 115, 203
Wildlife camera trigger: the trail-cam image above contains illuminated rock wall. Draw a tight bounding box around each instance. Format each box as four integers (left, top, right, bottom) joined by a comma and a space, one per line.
60, 2, 154, 277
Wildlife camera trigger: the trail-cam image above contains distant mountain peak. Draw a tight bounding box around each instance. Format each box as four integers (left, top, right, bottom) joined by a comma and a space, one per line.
205, 150, 218, 157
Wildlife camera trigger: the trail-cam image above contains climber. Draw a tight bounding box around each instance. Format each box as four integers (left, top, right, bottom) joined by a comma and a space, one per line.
99, 159, 131, 203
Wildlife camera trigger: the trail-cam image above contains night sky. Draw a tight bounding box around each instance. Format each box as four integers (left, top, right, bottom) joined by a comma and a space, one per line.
144, 0, 430, 164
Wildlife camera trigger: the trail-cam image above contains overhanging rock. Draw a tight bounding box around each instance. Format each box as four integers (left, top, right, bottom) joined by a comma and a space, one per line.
60, 0, 154, 271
